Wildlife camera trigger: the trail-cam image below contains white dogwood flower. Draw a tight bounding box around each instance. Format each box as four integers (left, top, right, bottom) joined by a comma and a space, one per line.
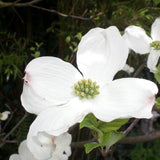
123, 17, 160, 73
21, 26, 158, 156
0, 111, 10, 121
9, 132, 71, 160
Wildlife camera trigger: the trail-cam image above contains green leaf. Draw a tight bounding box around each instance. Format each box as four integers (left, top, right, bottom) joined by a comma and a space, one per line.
80, 114, 103, 136
69, 46, 73, 51
81, 114, 125, 154
35, 42, 39, 47
155, 72, 160, 84
31, 51, 40, 58
97, 118, 129, 133
30, 47, 35, 51
73, 47, 78, 53
65, 36, 71, 43
102, 131, 124, 151
156, 97, 160, 109
80, 114, 97, 129
76, 32, 82, 41
64, 55, 69, 61
84, 142, 101, 153
71, 41, 77, 47
154, 65, 160, 84
35, 51, 40, 57
84, 131, 124, 153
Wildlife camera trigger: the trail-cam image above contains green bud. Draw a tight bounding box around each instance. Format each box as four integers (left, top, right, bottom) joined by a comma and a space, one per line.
81, 92, 85, 97
78, 80, 83, 85
85, 88, 89, 93
88, 79, 92, 84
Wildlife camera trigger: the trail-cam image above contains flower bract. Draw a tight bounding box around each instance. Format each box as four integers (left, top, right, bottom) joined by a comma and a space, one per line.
21, 26, 158, 158
123, 17, 160, 73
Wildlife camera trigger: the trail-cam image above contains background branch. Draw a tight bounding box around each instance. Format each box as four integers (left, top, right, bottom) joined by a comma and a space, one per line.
119, 131, 160, 144
0, 0, 90, 20
71, 131, 160, 148
124, 119, 140, 136
0, 112, 28, 148
30, 5, 91, 20
0, 0, 42, 8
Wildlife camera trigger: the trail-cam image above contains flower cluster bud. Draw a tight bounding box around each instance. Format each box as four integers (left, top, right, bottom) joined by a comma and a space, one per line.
150, 41, 160, 50
74, 79, 100, 99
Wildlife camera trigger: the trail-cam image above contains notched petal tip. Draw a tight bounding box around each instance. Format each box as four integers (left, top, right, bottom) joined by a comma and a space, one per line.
23, 72, 31, 85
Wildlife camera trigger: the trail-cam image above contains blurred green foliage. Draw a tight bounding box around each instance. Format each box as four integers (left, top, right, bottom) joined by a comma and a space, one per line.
130, 140, 160, 160
0, 32, 28, 83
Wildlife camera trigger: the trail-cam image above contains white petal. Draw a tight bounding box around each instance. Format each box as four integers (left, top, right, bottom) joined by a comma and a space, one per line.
21, 56, 82, 115
92, 78, 158, 122
19, 140, 37, 160
51, 133, 72, 160
27, 98, 91, 159
54, 133, 71, 146
147, 49, 160, 73
9, 154, 20, 160
151, 17, 160, 40
0, 111, 10, 120
27, 132, 71, 160
123, 25, 152, 54
51, 146, 71, 160
27, 131, 54, 160
28, 98, 91, 137
21, 84, 54, 115
9, 140, 38, 160
77, 26, 129, 85
37, 132, 53, 145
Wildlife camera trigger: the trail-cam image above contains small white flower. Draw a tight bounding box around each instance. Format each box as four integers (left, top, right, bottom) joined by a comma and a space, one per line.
0, 111, 10, 121
28, 132, 71, 160
9, 140, 37, 160
9, 132, 71, 160
122, 64, 134, 74
123, 17, 160, 73
21, 26, 158, 157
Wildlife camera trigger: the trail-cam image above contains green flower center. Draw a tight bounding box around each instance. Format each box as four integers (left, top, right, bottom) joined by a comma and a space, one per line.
150, 41, 160, 50
74, 79, 100, 99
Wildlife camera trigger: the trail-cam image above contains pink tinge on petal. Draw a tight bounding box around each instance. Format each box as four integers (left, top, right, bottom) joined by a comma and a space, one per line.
52, 137, 55, 144
145, 94, 156, 106
41, 144, 43, 148
23, 72, 31, 85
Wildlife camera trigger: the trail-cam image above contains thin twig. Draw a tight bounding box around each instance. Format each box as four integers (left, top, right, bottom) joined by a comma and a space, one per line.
133, 63, 146, 77
0, 112, 28, 148
119, 131, 160, 144
0, 0, 91, 20
2, 111, 13, 132
123, 119, 140, 136
71, 139, 96, 148
3, 140, 18, 144
30, 5, 91, 20
0, 0, 42, 8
